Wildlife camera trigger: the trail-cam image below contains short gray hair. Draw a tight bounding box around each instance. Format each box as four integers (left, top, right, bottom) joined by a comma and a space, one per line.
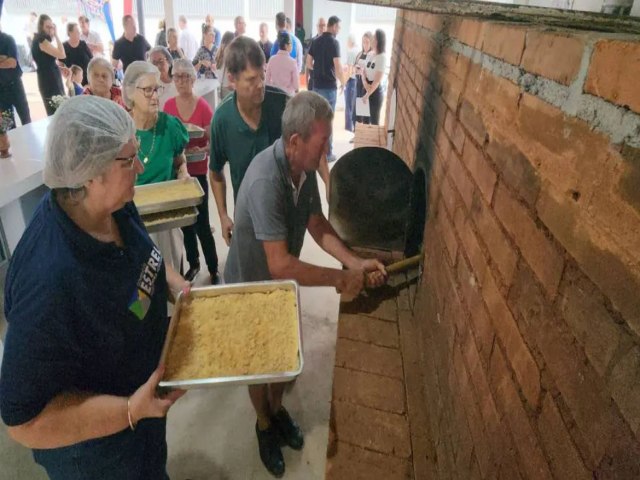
122, 61, 160, 108
282, 91, 333, 142
87, 56, 114, 81
172, 58, 196, 79
148, 46, 173, 68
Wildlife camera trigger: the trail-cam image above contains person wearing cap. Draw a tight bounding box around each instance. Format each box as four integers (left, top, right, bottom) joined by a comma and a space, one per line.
123, 61, 190, 272
225, 91, 386, 477
0, 95, 188, 480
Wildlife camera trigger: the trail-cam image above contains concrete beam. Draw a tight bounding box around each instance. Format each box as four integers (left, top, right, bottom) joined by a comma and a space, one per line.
335, 0, 640, 33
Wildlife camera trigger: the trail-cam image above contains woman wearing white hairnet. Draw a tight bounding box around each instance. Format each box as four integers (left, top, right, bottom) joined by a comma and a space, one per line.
0, 96, 188, 479
124, 61, 189, 272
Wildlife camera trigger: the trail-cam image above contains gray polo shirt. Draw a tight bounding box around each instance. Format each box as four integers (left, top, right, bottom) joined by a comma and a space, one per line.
224, 138, 323, 283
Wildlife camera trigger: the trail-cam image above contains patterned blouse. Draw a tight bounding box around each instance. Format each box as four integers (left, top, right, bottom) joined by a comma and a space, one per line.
193, 45, 217, 79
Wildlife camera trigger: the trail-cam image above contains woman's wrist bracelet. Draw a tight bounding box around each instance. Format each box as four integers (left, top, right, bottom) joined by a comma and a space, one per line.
127, 397, 137, 431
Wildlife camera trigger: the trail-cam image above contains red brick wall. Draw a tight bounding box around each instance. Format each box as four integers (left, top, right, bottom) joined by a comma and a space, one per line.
389, 10, 640, 478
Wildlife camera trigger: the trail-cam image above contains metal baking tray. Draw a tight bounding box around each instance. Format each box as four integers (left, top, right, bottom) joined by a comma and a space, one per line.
142, 206, 197, 233
185, 151, 207, 163
134, 178, 204, 215
185, 123, 205, 138
159, 280, 303, 389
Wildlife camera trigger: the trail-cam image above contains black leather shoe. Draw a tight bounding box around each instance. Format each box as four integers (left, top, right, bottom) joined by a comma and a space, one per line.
210, 272, 221, 285
271, 407, 304, 451
184, 265, 200, 282
255, 422, 285, 477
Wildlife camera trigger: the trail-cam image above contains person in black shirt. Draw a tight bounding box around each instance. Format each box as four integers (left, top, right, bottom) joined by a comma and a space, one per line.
31, 14, 66, 116
306, 15, 344, 161
112, 15, 151, 73
63, 22, 92, 85
306, 17, 326, 92
258, 23, 273, 62
0, 29, 31, 127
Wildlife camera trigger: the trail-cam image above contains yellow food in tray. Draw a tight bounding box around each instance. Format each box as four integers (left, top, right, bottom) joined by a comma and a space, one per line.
141, 207, 195, 227
134, 181, 201, 209
164, 290, 299, 380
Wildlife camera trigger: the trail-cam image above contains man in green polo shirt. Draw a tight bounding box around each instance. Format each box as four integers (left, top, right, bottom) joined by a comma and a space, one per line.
209, 37, 287, 246
209, 37, 329, 246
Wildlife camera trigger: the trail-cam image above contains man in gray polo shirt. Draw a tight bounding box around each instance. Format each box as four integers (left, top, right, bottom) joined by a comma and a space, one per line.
225, 91, 386, 478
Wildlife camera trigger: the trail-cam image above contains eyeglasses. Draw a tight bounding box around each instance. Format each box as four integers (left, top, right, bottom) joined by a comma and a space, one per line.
136, 86, 164, 98
115, 154, 138, 169
174, 74, 193, 82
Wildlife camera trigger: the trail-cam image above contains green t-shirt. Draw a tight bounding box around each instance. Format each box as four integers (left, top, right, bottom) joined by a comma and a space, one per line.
135, 112, 189, 186
209, 85, 289, 200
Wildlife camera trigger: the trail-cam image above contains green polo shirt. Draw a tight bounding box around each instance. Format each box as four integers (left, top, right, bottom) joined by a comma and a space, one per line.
209, 85, 289, 200
135, 112, 188, 186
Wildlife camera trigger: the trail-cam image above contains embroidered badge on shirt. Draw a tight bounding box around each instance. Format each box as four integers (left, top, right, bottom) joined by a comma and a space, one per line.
128, 246, 162, 320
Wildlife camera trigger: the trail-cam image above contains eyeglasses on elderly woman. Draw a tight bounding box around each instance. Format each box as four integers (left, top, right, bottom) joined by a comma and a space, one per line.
115, 154, 139, 169
136, 85, 164, 98
173, 73, 193, 82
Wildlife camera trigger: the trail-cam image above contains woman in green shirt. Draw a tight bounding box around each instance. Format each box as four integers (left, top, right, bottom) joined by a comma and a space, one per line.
123, 61, 189, 270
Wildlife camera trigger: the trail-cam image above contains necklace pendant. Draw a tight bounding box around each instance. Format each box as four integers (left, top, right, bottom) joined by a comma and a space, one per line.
143, 157, 149, 164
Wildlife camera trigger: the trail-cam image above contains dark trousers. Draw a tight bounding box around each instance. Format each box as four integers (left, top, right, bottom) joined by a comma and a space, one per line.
358, 87, 383, 126
181, 174, 218, 275
0, 79, 32, 126
344, 77, 356, 132
368, 87, 383, 126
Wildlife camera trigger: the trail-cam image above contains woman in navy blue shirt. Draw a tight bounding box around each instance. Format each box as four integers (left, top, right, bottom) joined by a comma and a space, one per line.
0, 96, 188, 480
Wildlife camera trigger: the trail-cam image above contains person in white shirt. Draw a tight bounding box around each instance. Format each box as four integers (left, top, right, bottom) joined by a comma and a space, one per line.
78, 16, 104, 56
362, 29, 386, 126
178, 15, 198, 61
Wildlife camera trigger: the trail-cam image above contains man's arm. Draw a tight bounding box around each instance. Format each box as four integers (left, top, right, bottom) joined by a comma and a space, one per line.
295, 38, 303, 73
111, 41, 121, 69
306, 52, 313, 72
307, 213, 387, 286
333, 57, 345, 86
209, 169, 234, 246
263, 240, 364, 300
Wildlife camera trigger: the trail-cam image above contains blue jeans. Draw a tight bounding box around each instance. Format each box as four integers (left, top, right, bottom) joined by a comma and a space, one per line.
33, 419, 170, 480
314, 87, 337, 156
344, 78, 356, 132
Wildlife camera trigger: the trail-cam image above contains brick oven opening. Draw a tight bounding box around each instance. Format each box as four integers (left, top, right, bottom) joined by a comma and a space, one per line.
328, 146, 413, 259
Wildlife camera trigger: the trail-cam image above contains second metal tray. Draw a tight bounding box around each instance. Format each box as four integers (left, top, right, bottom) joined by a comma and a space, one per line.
134, 178, 204, 215
142, 206, 197, 233
185, 151, 207, 163
159, 280, 304, 389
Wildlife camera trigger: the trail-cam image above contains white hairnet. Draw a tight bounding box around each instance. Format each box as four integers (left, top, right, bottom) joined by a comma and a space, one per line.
122, 61, 160, 109
43, 96, 135, 189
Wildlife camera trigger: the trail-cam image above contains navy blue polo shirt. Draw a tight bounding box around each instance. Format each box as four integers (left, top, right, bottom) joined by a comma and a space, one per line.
0, 192, 169, 428
0, 32, 22, 86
